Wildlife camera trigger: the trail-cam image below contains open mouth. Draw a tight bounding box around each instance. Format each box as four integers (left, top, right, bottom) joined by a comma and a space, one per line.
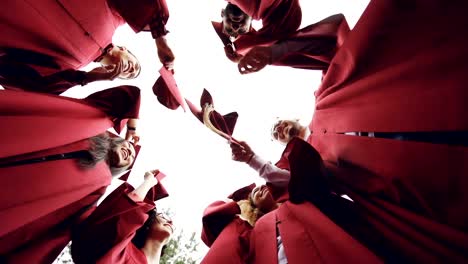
121, 148, 129, 160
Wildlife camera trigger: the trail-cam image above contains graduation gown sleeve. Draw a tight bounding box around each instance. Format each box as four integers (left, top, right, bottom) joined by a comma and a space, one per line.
0, 66, 87, 95
83, 85, 141, 134
271, 14, 350, 71
107, 0, 170, 38
71, 182, 155, 264
0, 49, 88, 95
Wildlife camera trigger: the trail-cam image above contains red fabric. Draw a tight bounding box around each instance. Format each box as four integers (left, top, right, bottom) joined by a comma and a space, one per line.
306, 1, 468, 259
0, 0, 124, 72
313, 0, 468, 133
316, 136, 468, 262
1, 187, 106, 264
249, 202, 382, 264
0, 0, 168, 78
83, 85, 141, 134
226, 0, 302, 54
0, 87, 140, 263
271, 14, 350, 71
200, 201, 251, 264
71, 182, 158, 264
247, 138, 382, 263
0, 49, 87, 95
108, 0, 169, 35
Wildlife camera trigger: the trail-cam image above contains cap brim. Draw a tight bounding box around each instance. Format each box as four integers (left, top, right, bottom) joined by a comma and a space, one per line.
228, 183, 256, 201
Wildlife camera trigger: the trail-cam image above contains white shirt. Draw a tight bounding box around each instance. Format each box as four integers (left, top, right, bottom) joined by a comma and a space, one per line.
247, 155, 291, 187
248, 155, 290, 263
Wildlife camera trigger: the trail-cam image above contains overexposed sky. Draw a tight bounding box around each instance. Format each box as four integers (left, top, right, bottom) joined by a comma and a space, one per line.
57, 0, 369, 259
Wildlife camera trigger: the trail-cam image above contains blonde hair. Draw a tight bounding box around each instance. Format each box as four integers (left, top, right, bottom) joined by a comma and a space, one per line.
237, 199, 264, 226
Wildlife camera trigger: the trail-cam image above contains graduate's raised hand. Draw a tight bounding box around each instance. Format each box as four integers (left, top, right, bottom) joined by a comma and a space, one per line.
144, 170, 160, 186
125, 130, 140, 145
130, 170, 159, 201
230, 141, 255, 163
156, 36, 175, 71
84, 61, 123, 83
125, 118, 140, 144
238, 46, 272, 74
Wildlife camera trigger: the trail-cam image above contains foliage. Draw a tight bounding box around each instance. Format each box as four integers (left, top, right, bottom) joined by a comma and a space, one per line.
160, 230, 200, 264
53, 243, 72, 264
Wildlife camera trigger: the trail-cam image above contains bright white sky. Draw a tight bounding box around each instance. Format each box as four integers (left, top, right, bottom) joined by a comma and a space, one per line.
54, 0, 369, 260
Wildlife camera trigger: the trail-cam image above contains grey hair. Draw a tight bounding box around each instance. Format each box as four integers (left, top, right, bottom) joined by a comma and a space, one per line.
270, 118, 301, 143
78, 133, 111, 168
79, 134, 132, 177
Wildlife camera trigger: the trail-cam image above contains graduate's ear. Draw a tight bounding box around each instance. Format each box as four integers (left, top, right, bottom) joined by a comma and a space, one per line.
221, 8, 225, 18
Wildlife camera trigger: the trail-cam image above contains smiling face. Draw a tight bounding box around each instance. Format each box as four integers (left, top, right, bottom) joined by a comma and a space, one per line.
250, 185, 276, 213
271, 120, 302, 145
221, 4, 252, 40
100, 45, 141, 79
109, 139, 136, 168
149, 213, 174, 245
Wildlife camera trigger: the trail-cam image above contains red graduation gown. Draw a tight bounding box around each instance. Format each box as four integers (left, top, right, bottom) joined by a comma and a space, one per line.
247, 139, 382, 264
307, 0, 468, 261
71, 182, 168, 264
0, 0, 168, 74
0, 85, 140, 263
200, 180, 288, 264
220, 0, 302, 54
249, 201, 382, 264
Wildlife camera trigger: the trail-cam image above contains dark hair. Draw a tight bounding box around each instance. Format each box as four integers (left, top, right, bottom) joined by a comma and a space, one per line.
225, 3, 246, 17
132, 209, 167, 256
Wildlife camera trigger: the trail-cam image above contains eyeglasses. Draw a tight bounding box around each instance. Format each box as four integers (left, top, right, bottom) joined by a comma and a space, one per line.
156, 212, 172, 223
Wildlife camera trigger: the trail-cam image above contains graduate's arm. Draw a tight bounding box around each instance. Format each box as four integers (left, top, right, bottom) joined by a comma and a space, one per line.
146, 0, 175, 70
248, 155, 290, 187
71, 182, 155, 263
230, 141, 290, 187
125, 118, 140, 144
82, 85, 141, 134
0, 59, 86, 95
129, 171, 159, 202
